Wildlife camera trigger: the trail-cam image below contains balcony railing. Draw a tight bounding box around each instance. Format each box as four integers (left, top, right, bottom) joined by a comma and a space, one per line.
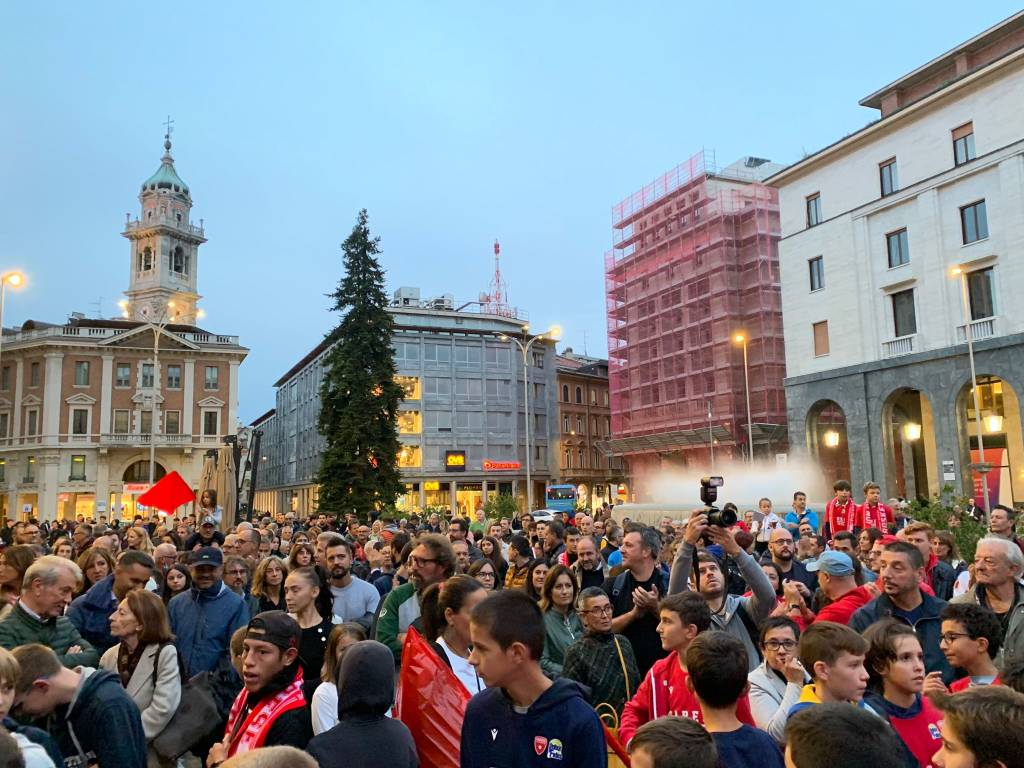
101, 433, 195, 446
124, 216, 205, 237
4, 325, 239, 346
0, 433, 223, 449
882, 335, 916, 358
957, 316, 997, 343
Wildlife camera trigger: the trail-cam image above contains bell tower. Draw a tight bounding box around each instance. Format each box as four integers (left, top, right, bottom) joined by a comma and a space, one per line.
122, 123, 205, 324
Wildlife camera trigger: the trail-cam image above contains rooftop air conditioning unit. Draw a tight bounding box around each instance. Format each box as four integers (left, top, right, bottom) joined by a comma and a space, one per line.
393, 287, 420, 307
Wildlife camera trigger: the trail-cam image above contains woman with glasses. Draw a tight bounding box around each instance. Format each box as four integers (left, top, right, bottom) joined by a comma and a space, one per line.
747, 616, 808, 742
467, 558, 499, 592
539, 564, 583, 678
478, 536, 508, 585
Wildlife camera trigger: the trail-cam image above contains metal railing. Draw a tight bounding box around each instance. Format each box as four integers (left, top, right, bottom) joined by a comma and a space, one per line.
124, 217, 204, 237
3, 325, 238, 345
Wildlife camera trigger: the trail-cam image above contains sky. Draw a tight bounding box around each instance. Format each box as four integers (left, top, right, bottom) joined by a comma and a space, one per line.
1, 1, 1019, 422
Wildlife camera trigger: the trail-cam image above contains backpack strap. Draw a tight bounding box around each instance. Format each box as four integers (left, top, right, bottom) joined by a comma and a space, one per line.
611, 572, 627, 599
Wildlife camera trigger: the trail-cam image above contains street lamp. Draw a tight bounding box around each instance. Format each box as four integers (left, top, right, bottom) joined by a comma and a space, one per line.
119, 297, 189, 486
0, 271, 26, 376
498, 324, 561, 513
952, 265, 991, 518
734, 333, 754, 463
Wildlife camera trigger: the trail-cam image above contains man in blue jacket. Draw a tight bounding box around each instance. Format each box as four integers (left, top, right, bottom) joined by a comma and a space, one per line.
66, 550, 154, 654
461, 590, 605, 767
850, 540, 954, 684
12, 643, 146, 768
168, 547, 249, 677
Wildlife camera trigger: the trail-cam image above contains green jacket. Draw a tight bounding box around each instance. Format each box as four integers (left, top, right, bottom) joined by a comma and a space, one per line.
0, 602, 99, 667
373, 582, 420, 663
540, 608, 583, 678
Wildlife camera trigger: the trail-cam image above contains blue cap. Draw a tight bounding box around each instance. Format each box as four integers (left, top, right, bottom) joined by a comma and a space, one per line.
806, 550, 853, 576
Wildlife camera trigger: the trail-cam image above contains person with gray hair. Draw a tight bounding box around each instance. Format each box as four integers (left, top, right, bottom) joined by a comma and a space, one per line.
953, 534, 1024, 667
0, 556, 98, 667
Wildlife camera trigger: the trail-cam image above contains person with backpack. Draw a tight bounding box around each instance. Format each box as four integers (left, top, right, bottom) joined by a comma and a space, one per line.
602, 524, 670, 676
99, 589, 182, 768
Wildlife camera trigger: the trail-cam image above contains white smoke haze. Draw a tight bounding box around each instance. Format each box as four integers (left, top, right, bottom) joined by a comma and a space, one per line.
642, 457, 832, 512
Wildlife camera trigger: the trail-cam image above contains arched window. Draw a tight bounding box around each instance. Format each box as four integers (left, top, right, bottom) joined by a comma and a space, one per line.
578, 449, 585, 468
122, 460, 165, 483
561, 384, 569, 402
171, 246, 185, 274
139, 246, 153, 272
575, 386, 583, 404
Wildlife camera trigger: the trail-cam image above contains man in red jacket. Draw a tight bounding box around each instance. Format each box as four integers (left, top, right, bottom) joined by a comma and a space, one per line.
855, 482, 893, 533
805, 552, 879, 625
619, 592, 753, 746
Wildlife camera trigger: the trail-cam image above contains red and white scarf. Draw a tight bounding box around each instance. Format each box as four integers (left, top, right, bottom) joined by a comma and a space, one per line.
225, 667, 306, 756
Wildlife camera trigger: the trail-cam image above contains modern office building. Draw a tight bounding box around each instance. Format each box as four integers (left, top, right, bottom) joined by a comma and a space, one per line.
555, 350, 626, 509
252, 287, 559, 517
767, 11, 1024, 505
604, 151, 788, 499
0, 134, 247, 521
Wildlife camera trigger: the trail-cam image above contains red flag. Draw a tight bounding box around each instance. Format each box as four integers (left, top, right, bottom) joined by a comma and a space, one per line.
394, 627, 470, 768
137, 471, 195, 513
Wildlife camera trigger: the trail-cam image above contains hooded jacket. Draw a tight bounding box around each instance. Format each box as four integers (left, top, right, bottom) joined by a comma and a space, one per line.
863, 692, 941, 768
460, 678, 607, 768
51, 667, 147, 768
167, 581, 249, 675
306, 641, 418, 768
67, 574, 118, 654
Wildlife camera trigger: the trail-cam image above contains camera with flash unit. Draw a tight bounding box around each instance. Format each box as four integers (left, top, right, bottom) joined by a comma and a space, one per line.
699, 476, 737, 529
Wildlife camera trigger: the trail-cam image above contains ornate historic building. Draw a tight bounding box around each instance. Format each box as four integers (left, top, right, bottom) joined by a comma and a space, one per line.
0, 133, 247, 521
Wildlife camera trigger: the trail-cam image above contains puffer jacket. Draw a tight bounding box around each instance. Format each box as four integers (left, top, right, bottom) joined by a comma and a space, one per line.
0, 601, 99, 667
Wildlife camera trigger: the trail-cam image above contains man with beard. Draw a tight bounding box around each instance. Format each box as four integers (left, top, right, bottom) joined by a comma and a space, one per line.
766, 529, 817, 594
325, 540, 379, 630
375, 533, 456, 663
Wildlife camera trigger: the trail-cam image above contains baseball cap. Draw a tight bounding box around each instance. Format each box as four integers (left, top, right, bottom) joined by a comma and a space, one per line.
201, 516, 216, 526
192, 547, 223, 567
246, 611, 301, 651
807, 550, 854, 576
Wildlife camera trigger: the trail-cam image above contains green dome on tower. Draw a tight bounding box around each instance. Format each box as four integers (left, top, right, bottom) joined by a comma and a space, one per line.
141, 135, 190, 198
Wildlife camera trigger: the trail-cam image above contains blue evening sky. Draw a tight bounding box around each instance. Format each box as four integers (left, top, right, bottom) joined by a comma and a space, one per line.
1, 2, 1018, 421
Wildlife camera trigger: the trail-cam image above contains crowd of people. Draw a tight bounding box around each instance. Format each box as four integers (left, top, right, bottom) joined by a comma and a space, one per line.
1, 480, 1024, 768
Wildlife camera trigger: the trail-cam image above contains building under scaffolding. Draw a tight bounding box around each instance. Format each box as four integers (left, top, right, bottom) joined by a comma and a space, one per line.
603, 151, 788, 499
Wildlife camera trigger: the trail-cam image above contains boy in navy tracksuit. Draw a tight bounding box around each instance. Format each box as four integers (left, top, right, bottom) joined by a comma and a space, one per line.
460, 590, 605, 768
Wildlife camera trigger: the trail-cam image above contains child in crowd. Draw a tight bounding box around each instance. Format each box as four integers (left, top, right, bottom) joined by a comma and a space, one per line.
824, 480, 856, 540
926, 603, 1002, 694
789, 621, 872, 714
0, 647, 61, 768
932, 687, 1024, 768
460, 590, 605, 767
619, 593, 754, 746
785, 703, 911, 768
629, 716, 718, 768
863, 619, 942, 767
685, 631, 784, 768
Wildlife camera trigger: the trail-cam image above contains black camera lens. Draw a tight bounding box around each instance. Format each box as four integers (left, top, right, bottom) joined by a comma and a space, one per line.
707, 508, 737, 528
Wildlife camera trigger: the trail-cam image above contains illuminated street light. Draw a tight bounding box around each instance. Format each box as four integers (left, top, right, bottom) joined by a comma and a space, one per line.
0, 271, 27, 377
823, 430, 841, 448
733, 333, 754, 462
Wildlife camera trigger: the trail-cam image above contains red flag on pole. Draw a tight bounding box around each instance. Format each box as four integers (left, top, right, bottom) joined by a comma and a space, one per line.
137, 471, 195, 513
394, 627, 470, 768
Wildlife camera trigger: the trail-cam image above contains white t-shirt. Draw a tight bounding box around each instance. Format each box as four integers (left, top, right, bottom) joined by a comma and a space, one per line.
758, 512, 783, 542
437, 636, 486, 695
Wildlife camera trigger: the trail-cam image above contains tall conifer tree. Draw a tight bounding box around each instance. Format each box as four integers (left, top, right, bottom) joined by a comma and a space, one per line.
316, 209, 404, 515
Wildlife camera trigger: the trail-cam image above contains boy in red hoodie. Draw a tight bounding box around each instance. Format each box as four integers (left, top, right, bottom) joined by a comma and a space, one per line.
619, 592, 753, 746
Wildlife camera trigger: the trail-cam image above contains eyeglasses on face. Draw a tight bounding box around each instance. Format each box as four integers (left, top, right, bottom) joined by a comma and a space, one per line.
409, 555, 438, 568
939, 632, 971, 644
581, 605, 613, 616
763, 639, 797, 651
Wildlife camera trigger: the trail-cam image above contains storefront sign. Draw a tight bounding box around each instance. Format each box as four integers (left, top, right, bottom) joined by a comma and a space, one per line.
617, 483, 628, 497
123, 483, 152, 494
483, 459, 520, 472
445, 451, 466, 472
424, 481, 441, 491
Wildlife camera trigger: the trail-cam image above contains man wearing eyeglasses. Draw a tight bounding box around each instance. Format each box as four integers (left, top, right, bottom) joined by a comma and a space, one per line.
374, 533, 456, 663
562, 587, 640, 715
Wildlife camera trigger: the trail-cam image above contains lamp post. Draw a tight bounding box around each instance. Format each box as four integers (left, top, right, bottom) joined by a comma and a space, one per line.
0, 271, 26, 375
499, 324, 561, 513
734, 333, 754, 463
952, 266, 991, 518
707, 400, 714, 472
120, 297, 204, 487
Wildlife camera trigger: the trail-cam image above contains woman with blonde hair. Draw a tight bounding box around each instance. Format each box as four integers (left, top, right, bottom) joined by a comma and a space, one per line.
99, 588, 182, 768
252, 556, 288, 612
125, 525, 154, 555
310, 623, 368, 735
51, 536, 75, 560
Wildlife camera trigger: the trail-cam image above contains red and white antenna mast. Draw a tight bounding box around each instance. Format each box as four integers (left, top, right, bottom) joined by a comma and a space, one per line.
487, 239, 511, 316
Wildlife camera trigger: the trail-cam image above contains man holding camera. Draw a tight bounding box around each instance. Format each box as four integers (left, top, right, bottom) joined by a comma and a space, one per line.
669, 511, 776, 671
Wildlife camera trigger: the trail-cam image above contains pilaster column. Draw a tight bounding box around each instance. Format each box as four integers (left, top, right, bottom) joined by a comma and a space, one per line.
94, 454, 110, 518
228, 360, 239, 435
39, 452, 60, 522
183, 358, 195, 437
12, 360, 23, 438
7, 457, 19, 519
100, 355, 113, 433
42, 353, 64, 445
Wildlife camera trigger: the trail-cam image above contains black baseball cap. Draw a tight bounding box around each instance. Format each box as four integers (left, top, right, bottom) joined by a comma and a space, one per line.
246, 611, 301, 651
192, 547, 223, 566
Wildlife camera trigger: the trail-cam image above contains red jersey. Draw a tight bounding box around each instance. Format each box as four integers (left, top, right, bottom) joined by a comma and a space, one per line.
619, 651, 754, 745
886, 695, 943, 768
949, 675, 1001, 692
812, 585, 877, 626
825, 498, 857, 536
856, 502, 893, 532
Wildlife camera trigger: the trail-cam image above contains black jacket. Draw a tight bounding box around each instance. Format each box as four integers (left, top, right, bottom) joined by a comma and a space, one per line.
234, 664, 312, 751
929, 559, 957, 602
306, 640, 418, 768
